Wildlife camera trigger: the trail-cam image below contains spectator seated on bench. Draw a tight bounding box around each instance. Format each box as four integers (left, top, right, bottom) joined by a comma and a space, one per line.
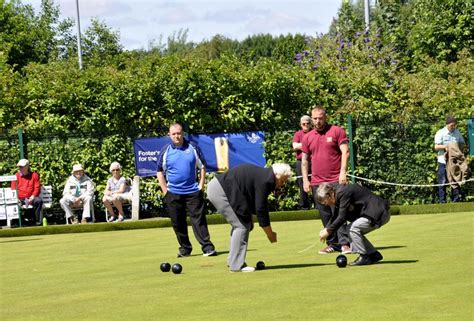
60, 163, 95, 224
103, 162, 132, 223
20, 185, 54, 226
11, 159, 44, 226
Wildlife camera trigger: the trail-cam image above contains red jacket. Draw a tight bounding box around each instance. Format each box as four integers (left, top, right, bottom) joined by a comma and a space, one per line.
11, 171, 41, 199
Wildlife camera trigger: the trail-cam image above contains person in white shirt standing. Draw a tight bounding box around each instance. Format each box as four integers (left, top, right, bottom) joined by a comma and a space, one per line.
434, 116, 465, 203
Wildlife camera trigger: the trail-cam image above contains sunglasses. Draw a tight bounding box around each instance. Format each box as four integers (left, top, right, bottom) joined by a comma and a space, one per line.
111, 169, 120, 172
302, 122, 311, 125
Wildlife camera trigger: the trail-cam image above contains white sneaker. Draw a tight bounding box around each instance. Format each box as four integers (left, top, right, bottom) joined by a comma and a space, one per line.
231, 266, 255, 273
241, 266, 255, 272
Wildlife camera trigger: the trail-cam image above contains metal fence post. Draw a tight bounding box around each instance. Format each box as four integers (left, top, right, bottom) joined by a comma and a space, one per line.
18, 128, 25, 160
347, 115, 356, 183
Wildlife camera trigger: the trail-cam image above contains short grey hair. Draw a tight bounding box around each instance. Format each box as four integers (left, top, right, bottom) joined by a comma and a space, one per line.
316, 183, 337, 203
300, 115, 312, 123
271, 163, 293, 179
109, 161, 122, 172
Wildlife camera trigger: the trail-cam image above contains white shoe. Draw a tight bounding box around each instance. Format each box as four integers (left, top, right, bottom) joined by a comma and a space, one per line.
241, 266, 255, 272
230, 266, 255, 273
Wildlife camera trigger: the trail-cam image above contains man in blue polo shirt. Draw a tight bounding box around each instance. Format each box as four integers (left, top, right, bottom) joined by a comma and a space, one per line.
434, 115, 466, 203
157, 123, 216, 257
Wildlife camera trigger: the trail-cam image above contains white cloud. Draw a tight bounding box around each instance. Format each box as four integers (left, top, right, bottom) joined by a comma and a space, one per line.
159, 8, 198, 25
21, 0, 341, 50
244, 11, 320, 34
203, 7, 269, 23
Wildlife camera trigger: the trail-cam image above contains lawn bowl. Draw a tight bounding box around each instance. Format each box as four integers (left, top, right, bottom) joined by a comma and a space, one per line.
160, 262, 171, 272
336, 255, 347, 268
256, 261, 265, 270
172, 263, 183, 274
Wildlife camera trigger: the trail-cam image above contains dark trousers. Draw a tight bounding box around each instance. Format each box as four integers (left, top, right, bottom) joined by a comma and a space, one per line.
20, 197, 43, 225
165, 190, 214, 254
295, 160, 311, 209
437, 162, 460, 203
312, 184, 350, 249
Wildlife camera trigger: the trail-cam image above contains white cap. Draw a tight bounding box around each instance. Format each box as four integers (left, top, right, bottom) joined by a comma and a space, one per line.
72, 164, 84, 173
17, 159, 30, 167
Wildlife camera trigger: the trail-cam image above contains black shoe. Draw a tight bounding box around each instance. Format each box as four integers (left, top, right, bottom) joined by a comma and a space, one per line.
350, 255, 373, 266
369, 251, 383, 263
177, 251, 191, 258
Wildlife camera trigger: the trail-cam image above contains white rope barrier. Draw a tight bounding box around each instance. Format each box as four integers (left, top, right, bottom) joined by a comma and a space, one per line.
294, 174, 474, 188
144, 173, 473, 188
347, 174, 474, 188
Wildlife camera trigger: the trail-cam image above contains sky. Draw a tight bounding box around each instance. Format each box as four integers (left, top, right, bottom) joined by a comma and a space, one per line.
22, 0, 342, 50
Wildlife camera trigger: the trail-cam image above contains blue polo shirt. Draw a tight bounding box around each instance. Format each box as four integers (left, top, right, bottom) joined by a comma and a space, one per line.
157, 139, 206, 194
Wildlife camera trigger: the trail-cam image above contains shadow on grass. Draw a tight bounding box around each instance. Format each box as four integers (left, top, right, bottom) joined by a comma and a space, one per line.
176, 250, 234, 258
377, 245, 406, 250
377, 260, 418, 265
0, 238, 43, 243
265, 263, 331, 270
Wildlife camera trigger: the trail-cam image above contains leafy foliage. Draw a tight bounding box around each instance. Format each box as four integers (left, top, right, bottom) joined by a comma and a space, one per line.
0, 0, 473, 214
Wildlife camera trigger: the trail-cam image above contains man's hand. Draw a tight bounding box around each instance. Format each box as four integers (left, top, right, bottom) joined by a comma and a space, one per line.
319, 228, 329, 241
339, 171, 348, 185
303, 181, 311, 193
267, 231, 277, 243
262, 226, 277, 243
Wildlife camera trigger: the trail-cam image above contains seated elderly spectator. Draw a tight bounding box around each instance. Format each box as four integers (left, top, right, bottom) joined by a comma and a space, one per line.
103, 161, 131, 222
11, 159, 44, 226
60, 164, 95, 224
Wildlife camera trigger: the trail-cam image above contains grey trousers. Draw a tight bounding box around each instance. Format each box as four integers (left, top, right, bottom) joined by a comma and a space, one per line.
349, 215, 390, 255
60, 194, 94, 220
207, 178, 251, 271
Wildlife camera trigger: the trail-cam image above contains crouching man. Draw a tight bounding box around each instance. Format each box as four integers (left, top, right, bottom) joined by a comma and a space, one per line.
317, 183, 390, 266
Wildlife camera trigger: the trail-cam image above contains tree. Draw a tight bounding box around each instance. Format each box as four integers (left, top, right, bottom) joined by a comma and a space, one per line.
0, 0, 60, 69
328, 0, 365, 41
81, 18, 123, 65
407, 0, 473, 63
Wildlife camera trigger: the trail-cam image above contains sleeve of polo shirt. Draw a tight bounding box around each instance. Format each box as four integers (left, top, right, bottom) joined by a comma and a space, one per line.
156, 144, 169, 172
301, 132, 309, 154
337, 127, 349, 145
190, 142, 207, 169
434, 130, 443, 145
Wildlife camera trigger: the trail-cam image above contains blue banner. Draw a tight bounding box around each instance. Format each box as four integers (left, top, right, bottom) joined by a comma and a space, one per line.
133, 131, 266, 177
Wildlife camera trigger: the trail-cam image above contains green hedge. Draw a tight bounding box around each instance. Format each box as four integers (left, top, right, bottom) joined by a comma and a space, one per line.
390, 202, 474, 215
1, 202, 472, 238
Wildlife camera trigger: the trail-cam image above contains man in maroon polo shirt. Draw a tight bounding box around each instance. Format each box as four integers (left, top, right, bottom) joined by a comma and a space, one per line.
292, 115, 313, 210
301, 106, 351, 254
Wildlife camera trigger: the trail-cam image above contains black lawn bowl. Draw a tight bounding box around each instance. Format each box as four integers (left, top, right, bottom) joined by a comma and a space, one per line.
172, 263, 183, 274
256, 261, 266, 270
336, 255, 347, 268
160, 262, 171, 272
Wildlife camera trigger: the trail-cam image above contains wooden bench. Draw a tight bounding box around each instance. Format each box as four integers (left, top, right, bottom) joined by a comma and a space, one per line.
0, 181, 20, 228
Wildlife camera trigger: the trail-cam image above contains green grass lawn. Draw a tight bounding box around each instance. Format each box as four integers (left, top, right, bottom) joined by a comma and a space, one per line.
1, 212, 472, 321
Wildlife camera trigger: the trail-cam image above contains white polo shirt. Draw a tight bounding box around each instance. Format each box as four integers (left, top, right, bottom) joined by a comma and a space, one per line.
434, 126, 465, 164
